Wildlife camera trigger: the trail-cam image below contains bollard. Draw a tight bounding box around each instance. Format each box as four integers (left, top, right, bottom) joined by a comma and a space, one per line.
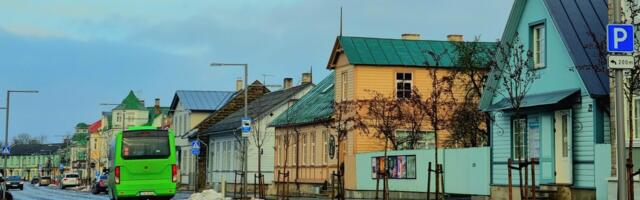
221, 176, 226, 198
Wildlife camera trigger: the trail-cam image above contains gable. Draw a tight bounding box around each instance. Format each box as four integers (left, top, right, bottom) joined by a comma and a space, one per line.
480, 0, 607, 109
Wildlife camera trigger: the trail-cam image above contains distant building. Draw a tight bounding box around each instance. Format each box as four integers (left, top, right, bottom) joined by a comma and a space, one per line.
204, 76, 313, 190
5, 143, 63, 180
69, 123, 89, 178
168, 90, 235, 185
271, 72, 336, 192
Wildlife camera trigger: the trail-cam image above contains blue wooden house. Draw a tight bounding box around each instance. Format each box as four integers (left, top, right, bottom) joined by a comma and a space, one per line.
479, 0, 610, 198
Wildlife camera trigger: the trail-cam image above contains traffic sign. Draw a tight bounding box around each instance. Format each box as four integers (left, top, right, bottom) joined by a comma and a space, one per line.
192, 148, 200, 156
609, 55, 634, 69
241, 117, 252, 137
59, 164, 64, 170
191, 141, 200, 149
608, 24, 634, 53
1, 147, 10, 155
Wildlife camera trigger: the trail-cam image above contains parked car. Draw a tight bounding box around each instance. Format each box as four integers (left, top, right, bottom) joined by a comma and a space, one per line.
92, 175, 108, 194
5, 176, 22, 190
38, 176, 51, 186
60, 173, 80, 189
0, 176, 13, 200
30, 177, 38, 184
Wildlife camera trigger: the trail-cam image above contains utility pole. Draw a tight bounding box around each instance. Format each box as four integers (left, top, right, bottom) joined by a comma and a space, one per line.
210, 63, 249, 199
613, 0, 627, 199
3, 90, 37, 200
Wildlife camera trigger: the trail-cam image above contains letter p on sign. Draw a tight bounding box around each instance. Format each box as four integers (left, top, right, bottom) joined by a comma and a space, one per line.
608, 24, 634, 53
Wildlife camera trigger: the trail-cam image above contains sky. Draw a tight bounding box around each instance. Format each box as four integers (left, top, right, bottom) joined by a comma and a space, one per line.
0, 0, 513, 143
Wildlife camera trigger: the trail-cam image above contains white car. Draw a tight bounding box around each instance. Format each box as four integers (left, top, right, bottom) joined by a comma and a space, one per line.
60, 173, 80, 189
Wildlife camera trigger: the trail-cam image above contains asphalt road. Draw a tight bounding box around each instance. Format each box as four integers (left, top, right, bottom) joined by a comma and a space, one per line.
8, 183, 192, 200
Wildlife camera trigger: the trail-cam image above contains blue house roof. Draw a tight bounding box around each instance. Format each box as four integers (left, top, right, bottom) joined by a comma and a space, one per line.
543, 0, 609, 97
169, 90, 235, 113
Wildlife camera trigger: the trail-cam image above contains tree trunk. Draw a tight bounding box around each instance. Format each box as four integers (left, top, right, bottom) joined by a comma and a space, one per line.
383, 139, 389, 200
628, 97, 635, 200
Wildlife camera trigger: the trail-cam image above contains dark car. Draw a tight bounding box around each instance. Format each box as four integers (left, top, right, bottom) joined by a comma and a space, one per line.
5, 176, 22, 190
38, 176, 51, 186
30, 177, 38, 184
91, 175, 108, 194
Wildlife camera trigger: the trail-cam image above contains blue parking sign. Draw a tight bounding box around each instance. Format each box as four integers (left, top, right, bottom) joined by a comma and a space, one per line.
608, 24, 634, 53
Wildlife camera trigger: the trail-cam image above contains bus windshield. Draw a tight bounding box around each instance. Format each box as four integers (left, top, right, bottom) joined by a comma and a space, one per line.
121, 130, 170, 160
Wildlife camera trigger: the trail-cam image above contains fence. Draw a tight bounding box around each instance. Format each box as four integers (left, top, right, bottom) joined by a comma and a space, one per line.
355, 147, 490, 196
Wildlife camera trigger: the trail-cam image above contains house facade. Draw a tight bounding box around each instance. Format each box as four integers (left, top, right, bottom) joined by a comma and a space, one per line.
271, 72, 336, 193
168, 90, 234, 185
204, 78, 313, 191
5, 143, 63, 180
188, 81, 270, 190
479, 0, 610, 199
326, 34, 492, 190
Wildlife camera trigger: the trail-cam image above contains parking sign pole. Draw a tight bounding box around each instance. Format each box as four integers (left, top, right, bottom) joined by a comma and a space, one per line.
612, 0, 627, 199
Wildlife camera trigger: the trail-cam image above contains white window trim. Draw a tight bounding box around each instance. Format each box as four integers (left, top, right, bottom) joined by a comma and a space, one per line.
532, 24, 545, 69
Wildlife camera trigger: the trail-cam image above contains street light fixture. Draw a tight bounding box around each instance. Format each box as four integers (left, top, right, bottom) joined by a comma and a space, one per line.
209, 62, 248, 198
3, 90, 38, 200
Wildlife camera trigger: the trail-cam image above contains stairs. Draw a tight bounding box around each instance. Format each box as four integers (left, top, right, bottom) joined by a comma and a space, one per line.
532, 185, 558, 200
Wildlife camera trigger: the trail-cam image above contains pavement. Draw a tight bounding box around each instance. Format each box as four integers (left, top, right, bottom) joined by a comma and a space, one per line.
8, 183, 193, 200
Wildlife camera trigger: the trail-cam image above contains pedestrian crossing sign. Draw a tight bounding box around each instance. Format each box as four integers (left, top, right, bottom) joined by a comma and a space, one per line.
1, 146, 10, 155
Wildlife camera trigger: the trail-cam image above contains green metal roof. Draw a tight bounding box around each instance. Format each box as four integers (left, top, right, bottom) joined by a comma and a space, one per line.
114, 91, 146, 110
338, 36, 495, 67
271, 72, 335, 127
75, 123, 88, 129
146, 106, 169, 126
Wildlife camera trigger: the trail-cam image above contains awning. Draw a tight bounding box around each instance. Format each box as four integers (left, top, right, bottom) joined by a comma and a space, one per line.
485, 88, 580, 112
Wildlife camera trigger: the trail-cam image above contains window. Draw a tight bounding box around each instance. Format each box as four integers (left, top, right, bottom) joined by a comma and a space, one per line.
512, 117, 528, 160
395, 130, 435, 150
303, 134, 307, 165
323, 131, 328, 164
532, 24, 545, 68
396, 73, 412, 99
121, 130, 170, 160
311, 131, 316, 165
635, 99, 640, 140
341, 71, 348, 100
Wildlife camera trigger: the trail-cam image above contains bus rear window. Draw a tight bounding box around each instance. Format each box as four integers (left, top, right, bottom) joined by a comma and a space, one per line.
122, 130, 170, 160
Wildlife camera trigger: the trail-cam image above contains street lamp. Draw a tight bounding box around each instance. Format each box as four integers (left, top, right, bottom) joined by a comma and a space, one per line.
3, 90, 38, 200
209, 62, 248, 198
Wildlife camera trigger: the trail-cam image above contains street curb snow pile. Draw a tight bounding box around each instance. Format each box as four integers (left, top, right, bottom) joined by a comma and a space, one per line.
187, 189, 225, 200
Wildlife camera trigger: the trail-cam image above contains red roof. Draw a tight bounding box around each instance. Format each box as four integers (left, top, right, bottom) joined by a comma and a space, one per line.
88, 120, 102, 133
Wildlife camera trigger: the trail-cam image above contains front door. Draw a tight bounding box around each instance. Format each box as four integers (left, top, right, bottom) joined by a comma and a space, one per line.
554, 110, 572, 184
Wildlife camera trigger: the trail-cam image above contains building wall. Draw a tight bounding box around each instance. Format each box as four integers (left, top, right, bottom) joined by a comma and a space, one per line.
173, 100, 217, 185
333, 52, 481, 189
274, 123, 337, 185
207, 135, 242, 184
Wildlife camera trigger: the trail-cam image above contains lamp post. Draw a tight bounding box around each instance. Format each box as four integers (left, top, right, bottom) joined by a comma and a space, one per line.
3, 90, 38, 200
209, 62, 248, 198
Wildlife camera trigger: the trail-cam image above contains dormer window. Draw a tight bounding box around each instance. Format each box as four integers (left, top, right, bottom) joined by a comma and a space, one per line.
532, 24, 545, 69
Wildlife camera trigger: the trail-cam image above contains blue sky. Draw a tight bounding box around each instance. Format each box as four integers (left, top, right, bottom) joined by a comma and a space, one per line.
0, 0, 513, 143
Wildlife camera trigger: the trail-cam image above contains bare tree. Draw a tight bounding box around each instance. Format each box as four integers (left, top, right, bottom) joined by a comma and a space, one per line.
444, 37, 494, 147
486, 33, 537, 118
12, 133, 43, 145
401, 88, 429, 150
357, 91, 404, 200
323, 100, 364, 199
277, 101, 297, 200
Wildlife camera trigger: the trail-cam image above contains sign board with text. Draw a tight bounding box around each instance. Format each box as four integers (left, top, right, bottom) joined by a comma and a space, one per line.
608, 55, 634, 69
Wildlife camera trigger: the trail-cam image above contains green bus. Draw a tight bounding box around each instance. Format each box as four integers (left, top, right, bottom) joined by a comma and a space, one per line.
108, 126, 178, 200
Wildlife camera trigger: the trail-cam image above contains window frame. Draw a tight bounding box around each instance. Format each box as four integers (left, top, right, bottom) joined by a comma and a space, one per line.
394, 130, 435, 150
395, 72, 413, 99
529, 20, 546, 69
511, 116, 528, 160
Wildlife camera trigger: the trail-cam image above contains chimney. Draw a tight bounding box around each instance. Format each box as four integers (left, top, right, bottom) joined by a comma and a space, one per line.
283, 78, 293, 89
236, 79, 243, 91
154, 98, 161, 114
401, 33, 421, 40
302, 73, 312, 84
447, 34, 464, 42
